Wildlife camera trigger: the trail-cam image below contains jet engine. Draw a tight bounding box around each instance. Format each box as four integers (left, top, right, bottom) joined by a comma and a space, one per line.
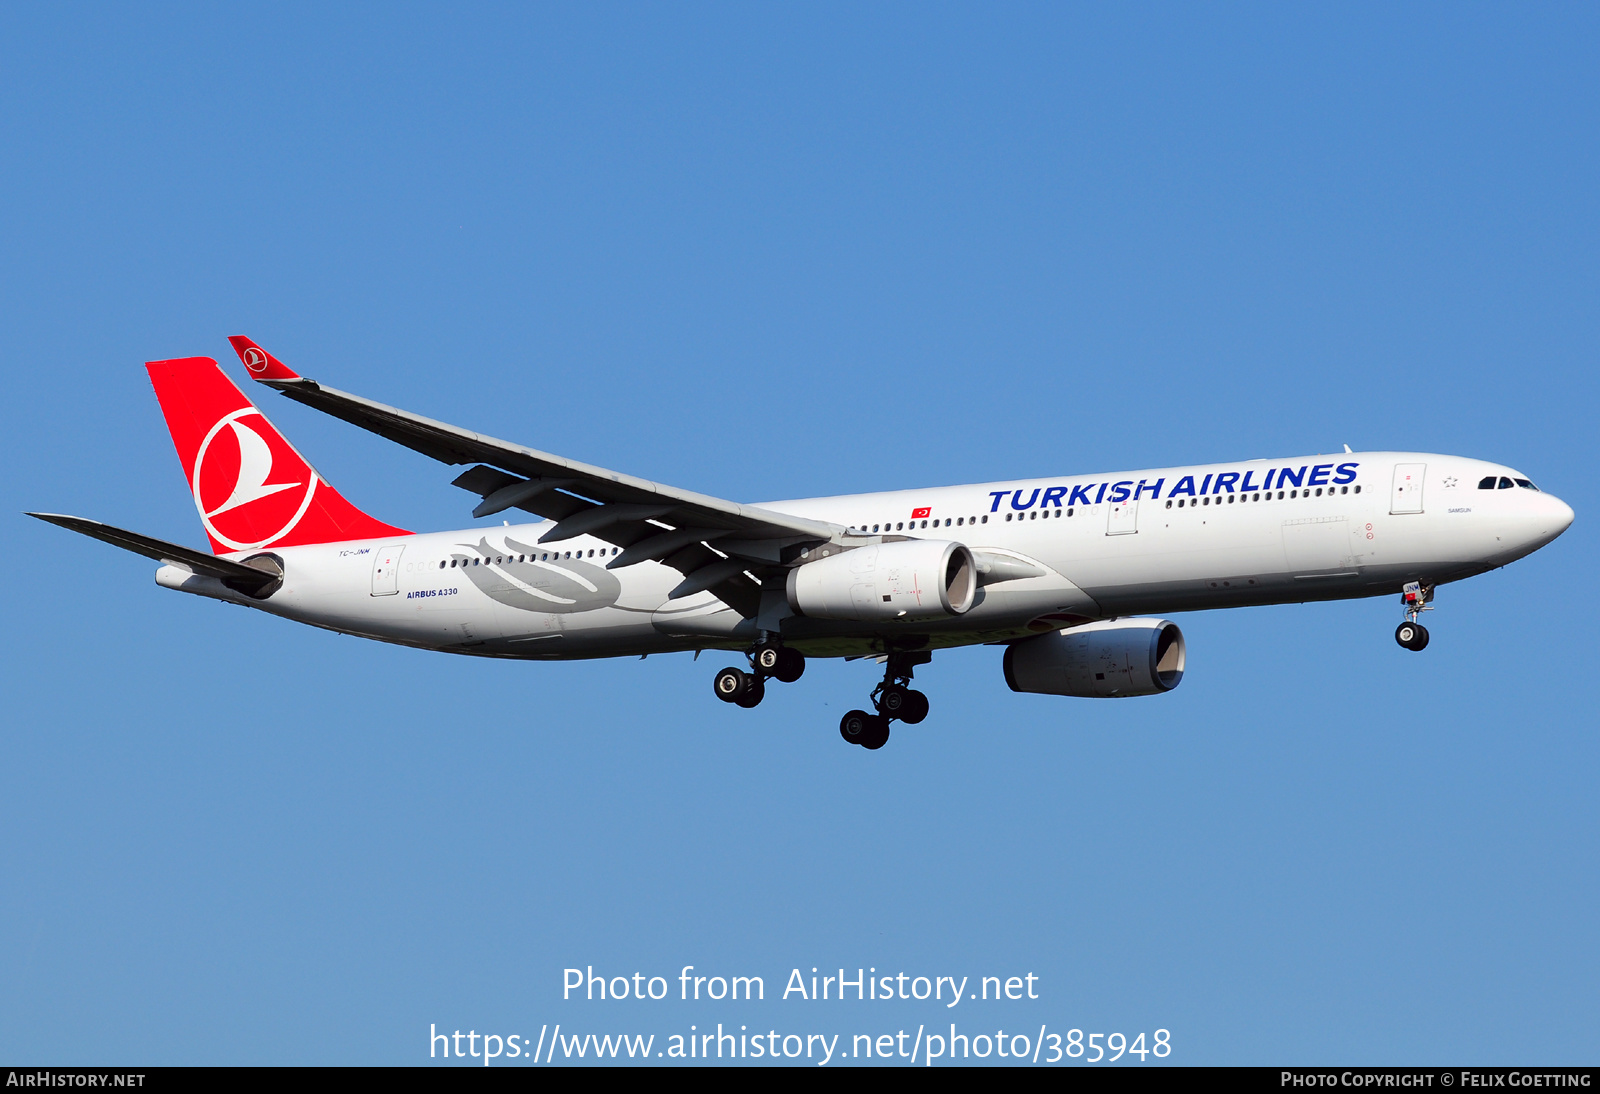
1003, 618, 1186, 698
786, 540, 977, 622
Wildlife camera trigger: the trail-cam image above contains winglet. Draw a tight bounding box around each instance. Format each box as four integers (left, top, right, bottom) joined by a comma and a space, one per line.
227, 336, 302, 382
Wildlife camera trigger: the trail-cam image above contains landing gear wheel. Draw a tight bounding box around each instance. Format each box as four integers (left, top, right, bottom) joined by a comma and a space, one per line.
714, 666, 748, 703
734, 676, 765, 708
772, 648, 805, 683
753, 646, 782, 673
860, 716, 891, 750
898, 689, 929, 724
840, 709, 872, 745
1395, 622, 1430, 651
878, 684, 911, 718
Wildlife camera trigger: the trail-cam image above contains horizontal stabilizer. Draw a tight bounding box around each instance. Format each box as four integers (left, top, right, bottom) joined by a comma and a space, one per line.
27, 513, 282, 597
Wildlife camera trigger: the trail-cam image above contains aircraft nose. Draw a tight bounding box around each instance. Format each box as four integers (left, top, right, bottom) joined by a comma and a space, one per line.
1548, 494, 1575, 536
1523, 491, 1574, 550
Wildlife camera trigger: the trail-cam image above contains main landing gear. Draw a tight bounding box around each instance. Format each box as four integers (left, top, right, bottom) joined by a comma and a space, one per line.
712, 643, 804, 709
1395, 581, 1433, 652
839, 651, 931, 751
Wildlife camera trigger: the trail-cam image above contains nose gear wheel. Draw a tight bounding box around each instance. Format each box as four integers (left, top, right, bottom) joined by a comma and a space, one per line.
1395, 622, 1429, 651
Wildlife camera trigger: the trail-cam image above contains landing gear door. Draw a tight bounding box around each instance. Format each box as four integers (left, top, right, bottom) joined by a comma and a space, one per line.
1107, 498, 1139, 535
372, 543, 405, 596
1391, 464, 1426, 515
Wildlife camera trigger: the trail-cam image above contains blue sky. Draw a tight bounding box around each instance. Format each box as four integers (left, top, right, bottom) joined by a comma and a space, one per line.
1, 3, 1595, 1065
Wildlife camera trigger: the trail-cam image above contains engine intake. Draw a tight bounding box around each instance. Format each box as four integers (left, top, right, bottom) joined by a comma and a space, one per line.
1003, 618, 1186, 698
786, 540, 977, 622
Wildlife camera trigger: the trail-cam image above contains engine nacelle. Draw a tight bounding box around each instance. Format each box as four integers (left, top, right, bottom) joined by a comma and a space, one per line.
1003, 618, 1186, 698
786, 540, 977, 622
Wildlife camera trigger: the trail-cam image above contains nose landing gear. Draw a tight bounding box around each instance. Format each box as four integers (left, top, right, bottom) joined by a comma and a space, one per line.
1395, 581, 1433, 651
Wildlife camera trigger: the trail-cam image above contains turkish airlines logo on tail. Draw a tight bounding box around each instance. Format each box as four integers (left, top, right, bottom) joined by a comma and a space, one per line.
192, 408, 319, 551
241, 347, 269, 373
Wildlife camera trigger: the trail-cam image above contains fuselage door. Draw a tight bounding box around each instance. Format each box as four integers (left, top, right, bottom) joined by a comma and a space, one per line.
372, 543, 405, 596
1391, 464, 1426, 515
1107, 497, 1139, 535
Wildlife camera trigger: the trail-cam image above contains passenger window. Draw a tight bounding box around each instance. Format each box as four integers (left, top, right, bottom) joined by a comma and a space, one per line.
1340, 486, 1348, 494
1354, 486, 1361, 494
1499, 477, 1514, 489
896, 522, 904, 531
957, 517, 964, 526
872, 524, 879, 532
1067, 507, 1074, 516
439, 561, 445, 569
981, 515, 988, 523
1478, 476, 1497, 489
1227, 495, 1234, 504
1005, 513, 1013, 521
1166, 500, 1172, 509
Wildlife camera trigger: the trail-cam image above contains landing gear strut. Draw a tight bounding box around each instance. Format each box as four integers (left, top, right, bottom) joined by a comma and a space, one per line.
712, 642, 805, 708
840, 651, 932, 750
1395, 581, 1433, 652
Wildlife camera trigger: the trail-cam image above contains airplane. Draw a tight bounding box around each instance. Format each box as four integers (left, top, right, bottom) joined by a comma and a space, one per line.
30, 339, 1574, 750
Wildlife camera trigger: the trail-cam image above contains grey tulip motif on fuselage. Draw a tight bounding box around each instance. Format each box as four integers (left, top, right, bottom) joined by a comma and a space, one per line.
453, 536, 622, 613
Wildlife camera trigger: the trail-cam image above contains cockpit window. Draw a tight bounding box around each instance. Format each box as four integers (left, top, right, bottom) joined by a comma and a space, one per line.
1514, 478, 1539, 491
1498, 477, 1514, 489
1478, 476, 1497, 489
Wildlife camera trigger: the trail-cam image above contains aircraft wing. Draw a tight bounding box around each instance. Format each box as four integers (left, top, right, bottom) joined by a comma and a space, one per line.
228, 337, 840, 616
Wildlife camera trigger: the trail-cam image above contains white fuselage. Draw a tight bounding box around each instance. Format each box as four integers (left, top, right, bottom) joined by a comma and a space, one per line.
157, 452, 1573, 660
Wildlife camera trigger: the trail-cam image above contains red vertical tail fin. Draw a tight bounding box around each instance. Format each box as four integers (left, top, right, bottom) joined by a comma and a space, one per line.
145, 356, 408, 554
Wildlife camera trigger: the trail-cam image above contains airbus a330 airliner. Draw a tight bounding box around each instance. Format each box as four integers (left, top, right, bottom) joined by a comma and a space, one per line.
32, 340, 1574, 749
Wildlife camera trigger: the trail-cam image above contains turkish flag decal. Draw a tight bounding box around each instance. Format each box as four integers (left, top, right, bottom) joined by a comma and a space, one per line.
911, 507, 932, 519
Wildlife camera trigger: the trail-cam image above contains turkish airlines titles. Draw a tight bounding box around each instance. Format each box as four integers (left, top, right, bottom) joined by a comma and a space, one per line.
983, 460, 1361, 512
